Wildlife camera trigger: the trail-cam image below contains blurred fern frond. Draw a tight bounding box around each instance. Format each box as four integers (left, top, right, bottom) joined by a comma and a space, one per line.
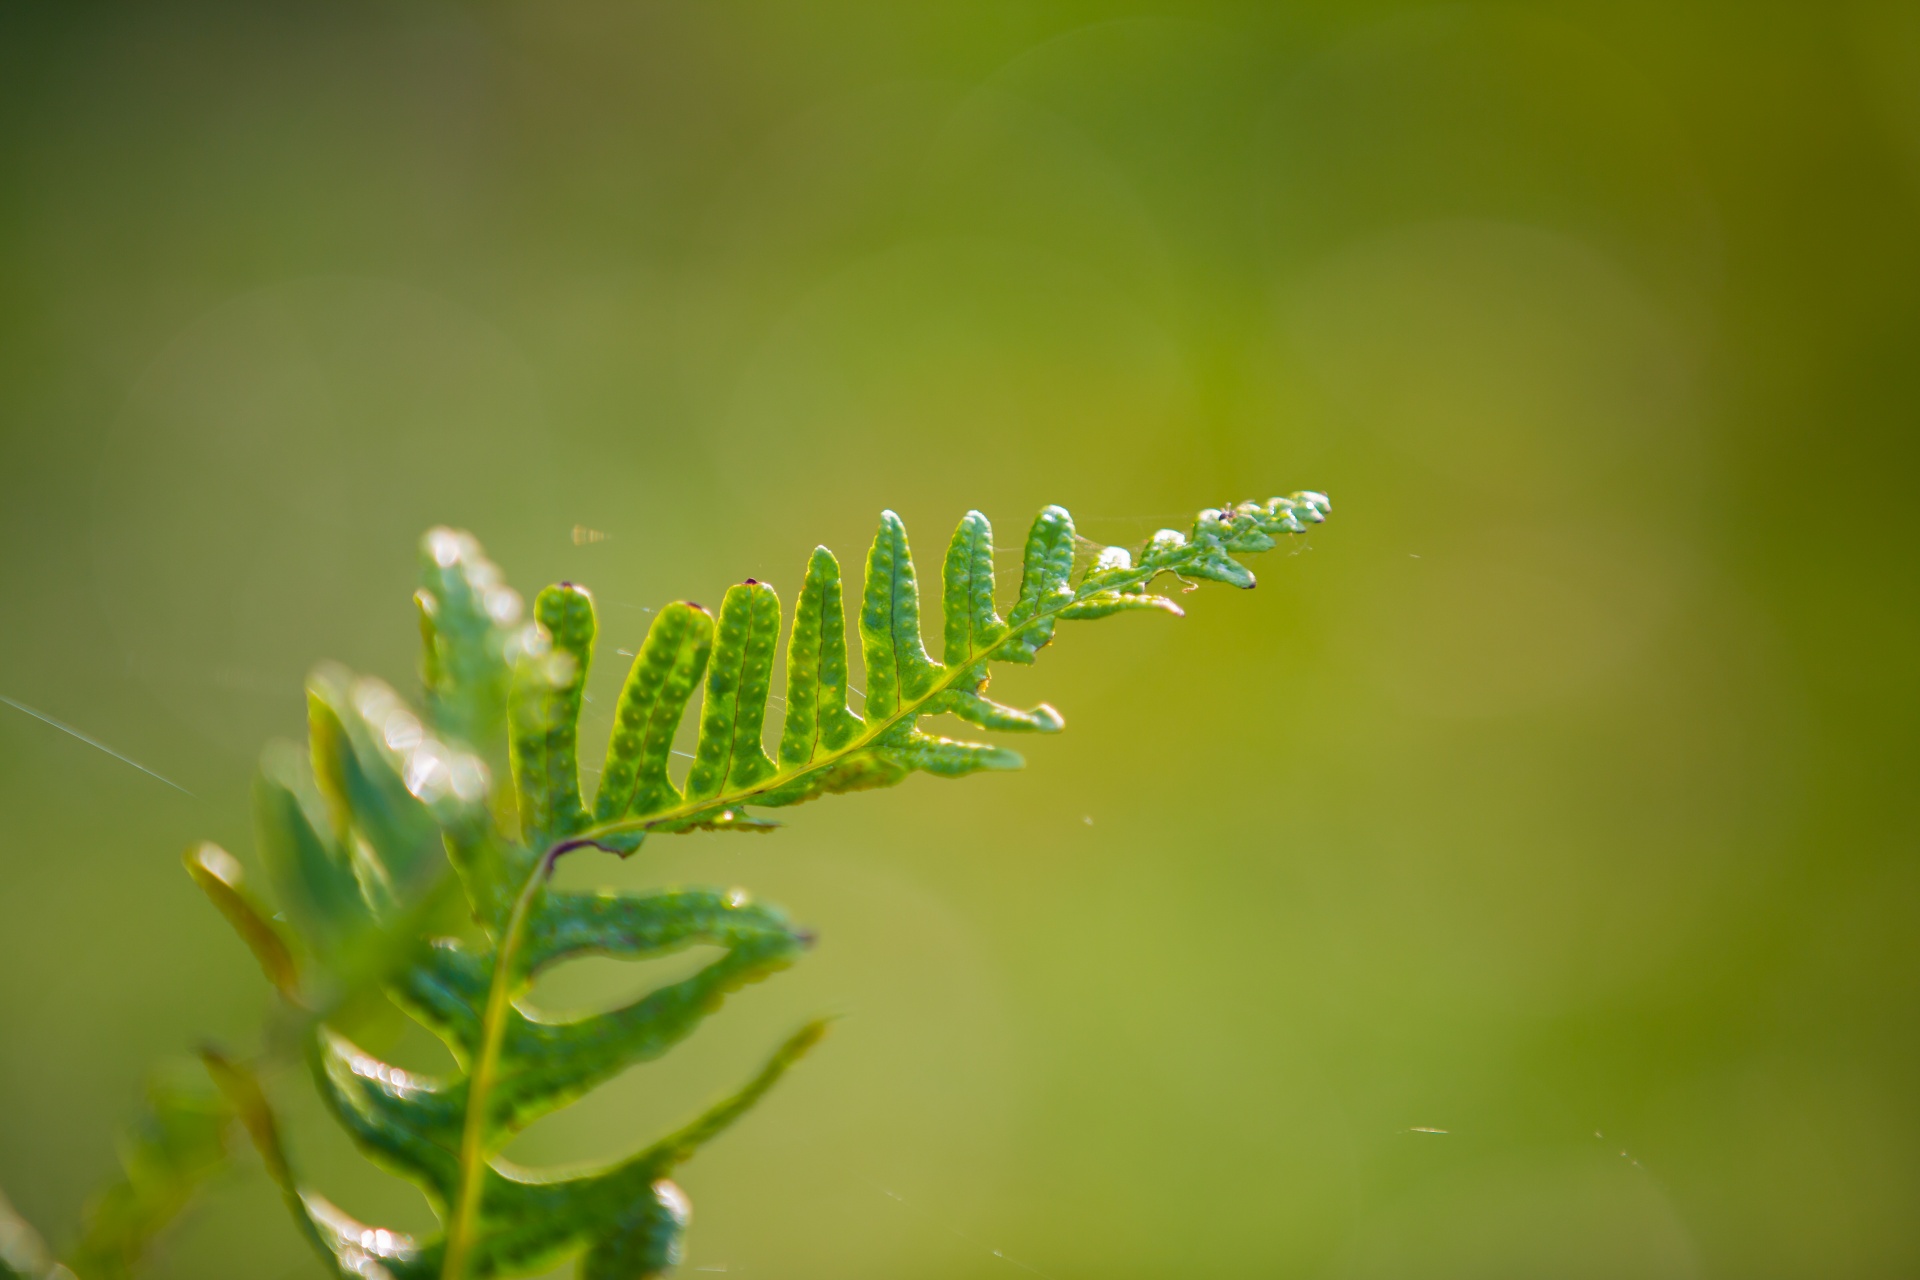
1, 1072, 231, 1280
64, 1077, 232, 1280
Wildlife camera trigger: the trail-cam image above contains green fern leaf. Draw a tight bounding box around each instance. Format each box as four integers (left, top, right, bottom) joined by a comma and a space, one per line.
255, 740, 370, 958
940, 510, 1008, 666
58, 1073, 232, 1280
686, 582, 781, 802
511, 583, 596, 851
860, 511, 945, 717
417, 528, 525, 757
183, 844, 301, 1002
4, 1074, 238, 1280
594, 601, 714, 832
775, 547, 863, 770
184, 494, 1327, 1280
1000, 503, 1076, 664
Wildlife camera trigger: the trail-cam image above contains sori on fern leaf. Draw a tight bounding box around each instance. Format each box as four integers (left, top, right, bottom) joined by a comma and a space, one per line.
166, 491, 1327, 1280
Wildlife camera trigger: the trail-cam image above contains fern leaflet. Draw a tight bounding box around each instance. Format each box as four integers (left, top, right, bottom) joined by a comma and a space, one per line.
0, 1072, 232, 1280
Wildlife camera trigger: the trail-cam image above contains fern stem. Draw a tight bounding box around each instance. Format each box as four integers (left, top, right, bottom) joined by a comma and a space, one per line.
576, 554, 1191, 844
442, 835, 598, 1280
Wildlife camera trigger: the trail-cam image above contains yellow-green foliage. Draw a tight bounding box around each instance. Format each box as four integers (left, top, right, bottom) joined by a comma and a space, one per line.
7, 493, 1327, 1280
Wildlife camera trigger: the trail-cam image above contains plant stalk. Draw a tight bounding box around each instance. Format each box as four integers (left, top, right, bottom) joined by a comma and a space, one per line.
440, 836, 597, 1280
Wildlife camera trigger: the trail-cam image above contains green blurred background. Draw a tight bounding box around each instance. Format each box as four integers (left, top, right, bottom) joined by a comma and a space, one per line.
3, 2, 1918, 1276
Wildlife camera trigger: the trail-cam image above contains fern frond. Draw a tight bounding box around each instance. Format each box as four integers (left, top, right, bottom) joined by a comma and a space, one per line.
60, 1073, 232, 1280
3, 1074, 232, 1280
568, 490, 1329, 837
184, 491, 1327, 1280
